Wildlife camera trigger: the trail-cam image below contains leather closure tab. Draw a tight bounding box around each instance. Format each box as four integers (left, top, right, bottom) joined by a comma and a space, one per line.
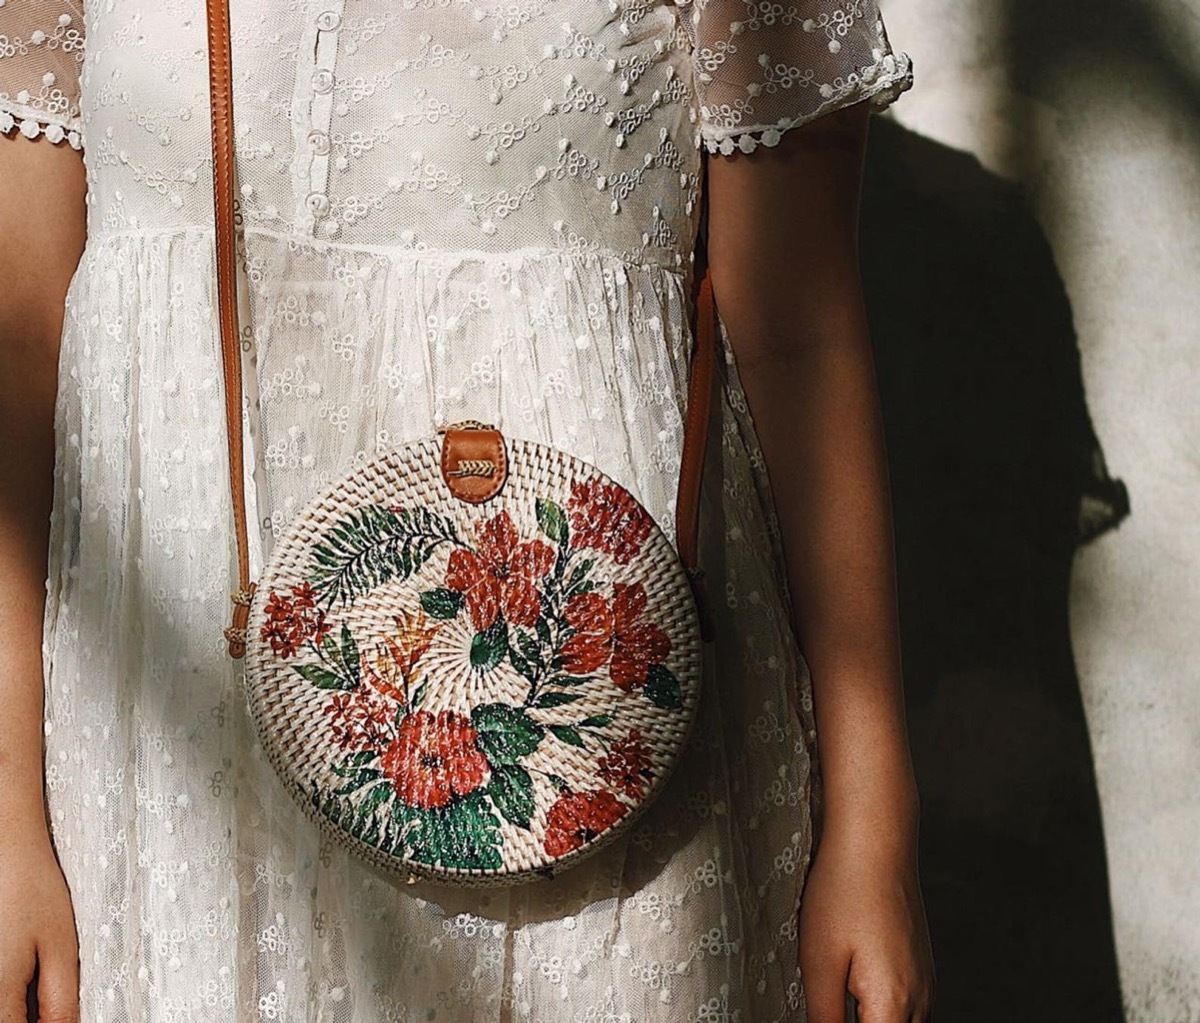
440, 425, 508, 504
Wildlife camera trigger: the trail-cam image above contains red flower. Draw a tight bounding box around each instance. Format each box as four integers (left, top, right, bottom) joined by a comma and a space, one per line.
567, 477, 654, 565
260, 581, 331, 659
324, 687, 395, 754
381, 709, 490, 810
543, 789, 629, 857
558, 582, 671, 689
445, 511, 556, 631
559, 591, 613, 675
609, 583, 671, 688
597, 729, 655, 799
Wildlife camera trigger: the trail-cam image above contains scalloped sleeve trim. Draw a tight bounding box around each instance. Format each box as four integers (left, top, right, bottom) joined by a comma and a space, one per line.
700, 50, 914, 156
0, 102, 82, 149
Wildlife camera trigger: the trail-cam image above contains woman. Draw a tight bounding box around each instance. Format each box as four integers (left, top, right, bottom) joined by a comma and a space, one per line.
0, 2, 933, 1020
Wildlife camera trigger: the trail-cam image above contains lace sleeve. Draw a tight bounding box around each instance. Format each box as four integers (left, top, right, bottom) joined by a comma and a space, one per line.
0, 0, 85, 149
682, 0, 913, 155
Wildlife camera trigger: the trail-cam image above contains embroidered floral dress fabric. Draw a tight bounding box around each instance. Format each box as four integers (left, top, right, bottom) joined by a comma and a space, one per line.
1, 2, 911, 1020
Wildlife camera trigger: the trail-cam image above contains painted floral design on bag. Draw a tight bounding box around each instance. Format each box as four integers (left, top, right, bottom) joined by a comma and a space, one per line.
257, 477, 686, 872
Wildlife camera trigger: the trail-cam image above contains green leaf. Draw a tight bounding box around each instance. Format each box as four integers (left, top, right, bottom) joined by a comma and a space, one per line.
546, 673, 594, 687
549, 724, 585, 748
348, 782, 392, 840
486, 763, 536, 830
307, 504, 461, 608
361, 813, 382, 847
507, 645, 538, 685
314, 784, 344, 827
293, 663, 354, 690
340, 623, 360, 685
472, 702, 545, 765
399, 791, 503, 871
579, 713, 613, 728
533, 691, 585, 709
410, 681, 428, 709
517, 627, 543, 668
332, 766, 383, 795
470, 618, 509, 673
535, 498, 569, 545
566, 558, 595, 593
391, 798, 412, 825
421, 587, 465, 620
545, 773, 569, 793
643, 663, 683, 710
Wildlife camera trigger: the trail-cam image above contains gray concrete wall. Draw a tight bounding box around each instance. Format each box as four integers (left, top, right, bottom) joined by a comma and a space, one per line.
863, 1, 1199, 1018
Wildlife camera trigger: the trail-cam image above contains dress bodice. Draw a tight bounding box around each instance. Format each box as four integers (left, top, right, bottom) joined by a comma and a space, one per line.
5, 0, 911, 269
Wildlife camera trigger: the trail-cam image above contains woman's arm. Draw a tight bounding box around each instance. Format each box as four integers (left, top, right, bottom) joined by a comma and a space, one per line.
706, 102, 935, 1023
0, 132, 87, 1023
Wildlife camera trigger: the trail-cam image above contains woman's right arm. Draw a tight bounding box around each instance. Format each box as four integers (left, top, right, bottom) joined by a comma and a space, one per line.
0, 132, 86, 1023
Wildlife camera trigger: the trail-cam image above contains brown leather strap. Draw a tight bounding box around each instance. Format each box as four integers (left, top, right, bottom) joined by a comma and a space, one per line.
204, 4, 718, 654
206, 0, 254, 657
679, 269, 717, 642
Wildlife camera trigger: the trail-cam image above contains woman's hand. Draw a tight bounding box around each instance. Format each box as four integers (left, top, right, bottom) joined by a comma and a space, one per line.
0, 835, 80, 1023
798, 821, 935, 1022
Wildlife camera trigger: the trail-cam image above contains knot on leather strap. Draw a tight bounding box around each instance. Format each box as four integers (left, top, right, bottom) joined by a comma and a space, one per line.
224, 626, 248, 659
224, 581, 256, 659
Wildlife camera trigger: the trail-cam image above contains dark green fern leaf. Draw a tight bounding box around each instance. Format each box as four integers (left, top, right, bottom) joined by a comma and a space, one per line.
307, 504, 462, 607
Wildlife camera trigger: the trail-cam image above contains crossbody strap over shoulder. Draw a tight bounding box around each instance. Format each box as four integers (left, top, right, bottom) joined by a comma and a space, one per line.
204, 0, 719, 656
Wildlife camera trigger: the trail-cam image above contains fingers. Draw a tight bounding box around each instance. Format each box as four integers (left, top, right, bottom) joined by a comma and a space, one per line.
0, 947, 35, 1023
855, 994, 913, 1022
0, 986, 25, 1023
801, 956, 850, 1023
34, 936, 80, 1023
853, 985, 933, 1023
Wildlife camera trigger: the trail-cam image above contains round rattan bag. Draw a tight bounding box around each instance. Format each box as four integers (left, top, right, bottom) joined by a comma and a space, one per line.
242, 431, 704, 885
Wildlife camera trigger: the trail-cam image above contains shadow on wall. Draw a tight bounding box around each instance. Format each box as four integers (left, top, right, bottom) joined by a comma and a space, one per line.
859, 117, 1131, 1022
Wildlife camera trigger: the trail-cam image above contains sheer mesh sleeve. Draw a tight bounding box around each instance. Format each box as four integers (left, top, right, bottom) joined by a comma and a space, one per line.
0, 0, 85, 149
683, 0, 913, 155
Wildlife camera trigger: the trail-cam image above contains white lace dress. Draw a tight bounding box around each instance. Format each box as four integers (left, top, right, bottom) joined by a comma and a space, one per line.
2, 2, 911, 1020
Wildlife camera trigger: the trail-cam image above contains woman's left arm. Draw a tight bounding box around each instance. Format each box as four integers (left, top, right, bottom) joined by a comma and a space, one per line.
705, 101, 936, 1023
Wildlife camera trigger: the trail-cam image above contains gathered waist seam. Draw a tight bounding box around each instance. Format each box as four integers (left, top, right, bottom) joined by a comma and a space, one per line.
81, 225, 691, 279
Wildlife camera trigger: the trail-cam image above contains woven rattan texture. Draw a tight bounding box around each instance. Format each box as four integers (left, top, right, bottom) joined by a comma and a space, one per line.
245, 436, 702, 887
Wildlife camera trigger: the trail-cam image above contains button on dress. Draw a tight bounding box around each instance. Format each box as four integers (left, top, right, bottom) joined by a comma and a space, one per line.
1, 3, 911, 1019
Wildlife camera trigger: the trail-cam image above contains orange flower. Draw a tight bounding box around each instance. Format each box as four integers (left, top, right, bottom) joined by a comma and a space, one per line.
381, 709, 490, 810
566, 477, 654, 565
365, 608, 439, 703
543, 790, 629, 857
445, 511, 556, 631
558, 582, 671, 688
260, 581, 331, 659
